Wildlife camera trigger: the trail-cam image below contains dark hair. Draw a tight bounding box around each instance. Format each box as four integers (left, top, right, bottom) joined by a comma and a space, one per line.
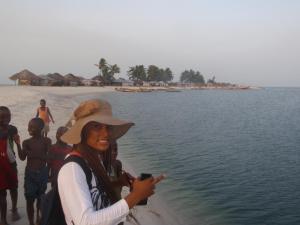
56, 126, 68, 134
79, 123, 118, 203
102, 140, 117, 174
40, 99, 46, 103
0, 106, 10, 113
31, 117, 45, 130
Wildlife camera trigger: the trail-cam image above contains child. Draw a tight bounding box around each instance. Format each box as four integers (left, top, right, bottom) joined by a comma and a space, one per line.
36, 99, 54, 137
0, 106, 21, 225
18, 118, 51, 225
48, 126, 72, 187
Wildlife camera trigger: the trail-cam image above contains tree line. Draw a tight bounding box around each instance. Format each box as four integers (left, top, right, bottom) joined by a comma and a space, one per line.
95, 58, 214, 85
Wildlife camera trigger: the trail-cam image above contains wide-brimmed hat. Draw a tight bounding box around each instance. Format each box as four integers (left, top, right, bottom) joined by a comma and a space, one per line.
61, 99, 134, 144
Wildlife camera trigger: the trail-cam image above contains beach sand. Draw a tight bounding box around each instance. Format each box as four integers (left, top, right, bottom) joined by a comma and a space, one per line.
1, 86, 180, 225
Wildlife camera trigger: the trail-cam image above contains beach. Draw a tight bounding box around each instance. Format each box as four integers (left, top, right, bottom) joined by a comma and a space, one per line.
1, 86, 180, 225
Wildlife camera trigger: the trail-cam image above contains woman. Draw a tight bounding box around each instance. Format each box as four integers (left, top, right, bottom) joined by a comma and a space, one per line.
58, 99, 164, 225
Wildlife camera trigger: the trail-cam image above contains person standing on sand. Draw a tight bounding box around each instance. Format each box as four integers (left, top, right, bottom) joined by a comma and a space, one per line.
58, 99, 165, 225
36, 99, 55, 137
48, 126, 72, 187
17, 118, 51, 225
0, 106, 21, 225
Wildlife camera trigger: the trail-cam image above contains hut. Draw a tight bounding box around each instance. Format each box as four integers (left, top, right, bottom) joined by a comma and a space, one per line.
39, 75, 56, 86
9, 69, 42, 86
92, 75, 105, 86
47, 73, 67, 86
64, 73, 82, 86
112, 78, 134, 86
82, 79, 101, 86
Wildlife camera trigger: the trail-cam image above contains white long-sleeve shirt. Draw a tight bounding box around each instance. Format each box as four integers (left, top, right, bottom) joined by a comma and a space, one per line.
58, 162, 129, 225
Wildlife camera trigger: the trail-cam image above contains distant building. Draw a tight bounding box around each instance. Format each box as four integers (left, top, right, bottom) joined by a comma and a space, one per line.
9, 69, 135, 87
64, 73, 82, 86
47, 73, 67, 86
9, 69, 42, 86
82, 79, 102, 86
39, 75, 56, 86
91, 75, 105, 86
112, 78, 134, 86
143, 81, 168, 87
142, 81, 150, 87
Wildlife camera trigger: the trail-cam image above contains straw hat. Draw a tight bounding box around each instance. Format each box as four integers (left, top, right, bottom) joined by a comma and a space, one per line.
61, 99, 134, 144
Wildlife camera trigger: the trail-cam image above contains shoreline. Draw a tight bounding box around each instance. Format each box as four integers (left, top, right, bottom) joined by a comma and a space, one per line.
1, 86, 182, 225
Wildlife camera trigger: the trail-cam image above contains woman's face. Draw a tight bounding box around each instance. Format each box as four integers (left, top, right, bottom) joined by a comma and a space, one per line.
86, 122, 110, 152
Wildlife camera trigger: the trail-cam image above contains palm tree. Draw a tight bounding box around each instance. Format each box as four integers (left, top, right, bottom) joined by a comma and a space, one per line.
109, 64, 120, 76
94, 58, 108, 76
127, 65, 146, 85
94, 58, 120, 85
180, 69, 205, 83
147, 65, 160, 82
98, 58, 107, 71
164, 68, 173, 82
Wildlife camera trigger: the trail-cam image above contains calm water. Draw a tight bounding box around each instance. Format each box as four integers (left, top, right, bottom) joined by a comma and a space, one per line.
85, 88, 300, 225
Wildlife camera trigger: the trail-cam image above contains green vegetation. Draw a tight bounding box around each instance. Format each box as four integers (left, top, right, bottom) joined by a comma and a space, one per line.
96, 57, 216, 85
180, 70, 205, 84
97, 58, 120, 85
11, 59, 226, 87
127, 65, 147, 85
207, 76, 216, 84
127, 65, 173, 84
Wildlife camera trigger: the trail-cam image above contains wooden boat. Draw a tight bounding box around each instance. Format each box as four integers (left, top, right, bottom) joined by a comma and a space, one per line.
164, 88, 181, 92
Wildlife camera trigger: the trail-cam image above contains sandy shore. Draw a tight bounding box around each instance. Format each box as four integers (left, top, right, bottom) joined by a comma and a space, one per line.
0, 86, 180, 225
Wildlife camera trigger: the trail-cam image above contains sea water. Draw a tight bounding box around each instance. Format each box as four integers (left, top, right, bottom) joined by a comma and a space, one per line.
79, 88, 300, 225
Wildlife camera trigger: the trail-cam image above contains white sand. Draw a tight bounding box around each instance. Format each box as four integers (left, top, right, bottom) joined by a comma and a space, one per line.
0, 86, 180, 225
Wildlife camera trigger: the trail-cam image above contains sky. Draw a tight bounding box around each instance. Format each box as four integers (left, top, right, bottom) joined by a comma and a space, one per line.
0, 0, 300, 86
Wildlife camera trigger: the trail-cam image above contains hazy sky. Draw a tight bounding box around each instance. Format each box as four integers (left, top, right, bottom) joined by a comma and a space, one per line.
1, 0, 299, 86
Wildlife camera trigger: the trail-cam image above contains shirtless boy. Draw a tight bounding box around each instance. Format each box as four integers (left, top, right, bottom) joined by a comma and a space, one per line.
18, 118, 51, 225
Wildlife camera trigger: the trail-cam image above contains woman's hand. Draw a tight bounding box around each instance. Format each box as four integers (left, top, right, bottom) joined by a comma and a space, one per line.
119, 171, 135, 187
124, 174, 166, 208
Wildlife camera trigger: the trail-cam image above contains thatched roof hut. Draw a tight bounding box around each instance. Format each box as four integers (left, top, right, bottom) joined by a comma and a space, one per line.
10, 69, 42, 85
92, 75, 105, 82
47, 73, 67, 86
77, 76, 85, 81
64, 73, 82, 86
39, 75, 56, 86
47, 73, 65, 81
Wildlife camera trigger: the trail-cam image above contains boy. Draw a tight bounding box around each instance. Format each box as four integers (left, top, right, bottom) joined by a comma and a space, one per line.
18, 118, 51, 225
36, 99, 54, 137
48, 126, 72, 187
0, 106, 21, 225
